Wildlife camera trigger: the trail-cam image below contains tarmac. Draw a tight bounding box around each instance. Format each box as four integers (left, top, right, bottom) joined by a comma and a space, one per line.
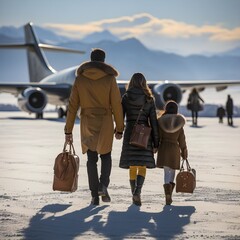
0, 111, 240, 239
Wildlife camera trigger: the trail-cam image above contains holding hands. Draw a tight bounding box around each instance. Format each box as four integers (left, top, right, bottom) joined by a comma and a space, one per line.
153, 148, 158, 154
115, 132, 123, 140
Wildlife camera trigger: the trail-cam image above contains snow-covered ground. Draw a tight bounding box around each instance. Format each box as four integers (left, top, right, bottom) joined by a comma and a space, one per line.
0, 111, 240, 239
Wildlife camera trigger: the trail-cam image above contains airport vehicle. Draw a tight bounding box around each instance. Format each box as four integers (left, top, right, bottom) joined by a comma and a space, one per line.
0, 22, 239, 118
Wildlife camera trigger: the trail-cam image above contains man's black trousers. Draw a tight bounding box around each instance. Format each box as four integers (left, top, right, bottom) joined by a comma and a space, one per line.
87, 150, 112, 197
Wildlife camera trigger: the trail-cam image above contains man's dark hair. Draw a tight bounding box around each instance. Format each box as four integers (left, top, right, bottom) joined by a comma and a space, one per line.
91, 48, 105, 62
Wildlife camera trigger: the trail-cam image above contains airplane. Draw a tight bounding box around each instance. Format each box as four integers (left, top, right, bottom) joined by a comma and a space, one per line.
0, 22, 240, 119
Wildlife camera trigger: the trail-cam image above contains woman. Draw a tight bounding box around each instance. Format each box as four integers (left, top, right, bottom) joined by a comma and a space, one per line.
187, 88, 204, 126
119, 73, 159, 206
157, 100, 188, 205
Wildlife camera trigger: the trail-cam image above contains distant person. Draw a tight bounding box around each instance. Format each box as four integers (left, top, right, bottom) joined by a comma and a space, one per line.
64, 48, 124, 205
119, 73, 159, 206
157, 101, 188, 205
216, 105, 225, 123
187, 88, 204, 126
226, 94, 234, 126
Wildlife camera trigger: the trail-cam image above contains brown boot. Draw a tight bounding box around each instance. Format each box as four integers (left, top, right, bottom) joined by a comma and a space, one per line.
170, 182, 175, 194
170, 182, 175, 204
163, 184, 173, 205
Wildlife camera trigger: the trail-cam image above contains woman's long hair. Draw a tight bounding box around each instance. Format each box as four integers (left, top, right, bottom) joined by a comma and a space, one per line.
127, 72, 153, 99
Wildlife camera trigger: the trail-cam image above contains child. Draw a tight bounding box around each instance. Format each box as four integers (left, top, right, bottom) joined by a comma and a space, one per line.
156, 100, 188, 205
216, 105, 225, 123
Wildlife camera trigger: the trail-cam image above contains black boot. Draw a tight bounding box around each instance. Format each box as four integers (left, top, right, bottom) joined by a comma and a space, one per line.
91, 196, 99, 205
130, 180, 136, 194
98, 183, 111, 202
133, 175, 145, 206
90, 190, 99, 205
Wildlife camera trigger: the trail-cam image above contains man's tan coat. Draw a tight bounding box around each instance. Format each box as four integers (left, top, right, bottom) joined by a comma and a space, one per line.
65, 61, 124, 154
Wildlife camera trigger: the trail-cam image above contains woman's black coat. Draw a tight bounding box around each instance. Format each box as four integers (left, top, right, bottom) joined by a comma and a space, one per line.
119, 88, 159, 169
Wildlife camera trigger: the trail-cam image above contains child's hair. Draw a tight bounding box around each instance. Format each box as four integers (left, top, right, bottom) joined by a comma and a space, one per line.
164, 100, 178, 114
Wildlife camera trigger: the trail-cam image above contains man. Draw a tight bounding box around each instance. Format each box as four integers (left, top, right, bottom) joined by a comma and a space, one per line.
64, 48, 124, 205
226, 94, 234, 126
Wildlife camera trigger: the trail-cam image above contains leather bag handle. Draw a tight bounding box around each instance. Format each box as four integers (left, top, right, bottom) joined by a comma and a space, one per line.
134, 103, 146, 125
180, 159, 192, 172
63, 142, 76, 155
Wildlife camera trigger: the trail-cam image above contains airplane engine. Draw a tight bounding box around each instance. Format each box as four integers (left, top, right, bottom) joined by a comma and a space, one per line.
152, 83, 182, 109
17, 87, 47, 113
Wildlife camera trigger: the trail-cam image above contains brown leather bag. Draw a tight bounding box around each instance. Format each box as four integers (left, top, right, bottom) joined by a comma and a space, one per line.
130, 124, 152, 149
176, 159, 196, 193
53, 142, 80, 192
129, 103, 152, 149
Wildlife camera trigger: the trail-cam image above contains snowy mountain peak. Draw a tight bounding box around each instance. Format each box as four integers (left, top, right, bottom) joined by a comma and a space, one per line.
81, 30, 119, 43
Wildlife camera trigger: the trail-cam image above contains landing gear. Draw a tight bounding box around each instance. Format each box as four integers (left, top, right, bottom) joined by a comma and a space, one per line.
58, 107, 67, 118
35, 112, 43, 119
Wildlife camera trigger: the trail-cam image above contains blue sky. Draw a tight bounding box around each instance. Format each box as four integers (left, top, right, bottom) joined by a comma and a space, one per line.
0, 0, 240, 55
1, 0, 240, 27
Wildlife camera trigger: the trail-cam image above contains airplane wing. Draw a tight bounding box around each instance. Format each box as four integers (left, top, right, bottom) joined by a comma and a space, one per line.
1, 79, 239, 98
0, 82, 72, 104
118, 79, 240, 92
142, 79, 240, 109
1, 79, 239, 115
171, 79, 240, 91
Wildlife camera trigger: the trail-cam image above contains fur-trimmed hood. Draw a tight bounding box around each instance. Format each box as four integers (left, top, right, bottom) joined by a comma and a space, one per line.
125, 88, 146, 106
76, 61, 119, 80
158, 114, 185, 133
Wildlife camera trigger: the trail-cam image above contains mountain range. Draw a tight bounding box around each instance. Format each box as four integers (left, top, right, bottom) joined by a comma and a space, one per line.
0, 25, 240, 82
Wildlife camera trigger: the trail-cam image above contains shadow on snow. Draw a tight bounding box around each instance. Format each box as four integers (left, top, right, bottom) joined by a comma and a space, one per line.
22, 203, 195, 239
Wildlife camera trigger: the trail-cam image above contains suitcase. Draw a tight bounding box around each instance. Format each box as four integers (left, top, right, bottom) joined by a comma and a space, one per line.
176, 159, 196, 193
53, 142, 80, 192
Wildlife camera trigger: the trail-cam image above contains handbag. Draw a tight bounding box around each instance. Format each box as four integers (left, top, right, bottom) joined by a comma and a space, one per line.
176, 159, 196, 193
129, 103, 152, 149
53, 142, 80, 192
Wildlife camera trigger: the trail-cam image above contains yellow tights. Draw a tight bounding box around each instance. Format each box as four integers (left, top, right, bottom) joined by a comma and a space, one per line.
129, 166, 146, 180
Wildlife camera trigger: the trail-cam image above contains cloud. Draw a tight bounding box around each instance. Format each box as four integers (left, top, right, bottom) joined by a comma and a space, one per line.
207, 27, 240, 41
44, 24, 102, 38
45, 13, 240, 42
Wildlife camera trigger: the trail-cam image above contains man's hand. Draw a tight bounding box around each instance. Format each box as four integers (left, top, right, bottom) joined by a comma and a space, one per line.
115, 132, 122, 140
65, 133, 73, 143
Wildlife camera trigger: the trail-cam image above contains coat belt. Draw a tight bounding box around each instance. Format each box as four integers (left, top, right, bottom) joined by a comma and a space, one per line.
161, 139, 177, 144
81, 107, 112, 116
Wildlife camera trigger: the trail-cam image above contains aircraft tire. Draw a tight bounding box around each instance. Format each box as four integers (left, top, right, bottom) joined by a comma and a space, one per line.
58, 108, 65, 118
36, 112, 43, 119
